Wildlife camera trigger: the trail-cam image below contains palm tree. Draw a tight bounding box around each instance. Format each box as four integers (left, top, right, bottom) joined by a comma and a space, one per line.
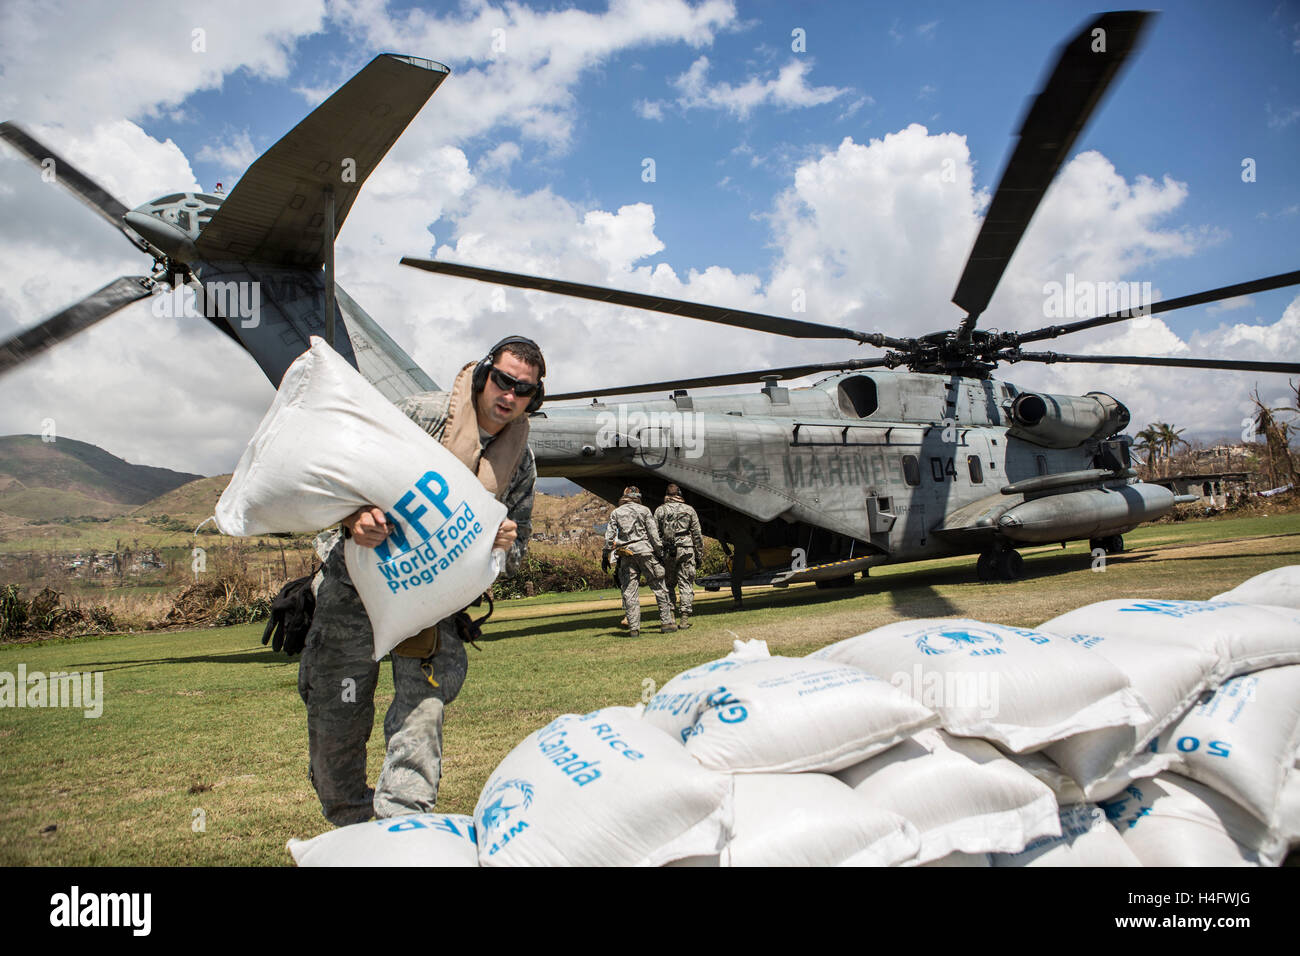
1134, 425, 1162, 477
1156, 423, 1188, 478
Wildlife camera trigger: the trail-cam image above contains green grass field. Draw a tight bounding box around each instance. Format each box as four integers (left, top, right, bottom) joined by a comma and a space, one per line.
2, 513, 1297, 865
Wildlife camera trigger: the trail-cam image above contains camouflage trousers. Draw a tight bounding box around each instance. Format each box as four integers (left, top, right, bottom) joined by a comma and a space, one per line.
616, 552, 674, 631
297, 546, 467, 826
665, 546, 698, 615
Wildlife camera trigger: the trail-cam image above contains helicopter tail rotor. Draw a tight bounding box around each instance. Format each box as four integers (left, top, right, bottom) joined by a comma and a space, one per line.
0, 122, 153, 257
0, 276, 155, 377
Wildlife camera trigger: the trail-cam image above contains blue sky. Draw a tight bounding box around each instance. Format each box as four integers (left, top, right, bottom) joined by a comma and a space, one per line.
0, 0, 1297, 474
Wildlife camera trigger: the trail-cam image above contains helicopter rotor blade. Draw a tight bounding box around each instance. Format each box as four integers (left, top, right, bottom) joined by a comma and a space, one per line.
0, 122, 152, 255
1012, 269, 1300, 345
546, 358, 893, 402
0, 276, 155, 377
952, 11, 1153, 340
400, 257, 911, 349
1003, 350, 1300, 375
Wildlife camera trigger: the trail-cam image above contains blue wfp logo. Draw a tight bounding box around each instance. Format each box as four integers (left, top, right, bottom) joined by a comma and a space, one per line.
913, 627, 1004, 656
480, 778, 535, 857
692, 659, 742, 675
372, 469, 486, 595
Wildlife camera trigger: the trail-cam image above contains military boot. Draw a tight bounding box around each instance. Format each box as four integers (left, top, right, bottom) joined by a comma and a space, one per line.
661, 622, 678, 633
678, 612, 692, 629
628, 628, 640, 638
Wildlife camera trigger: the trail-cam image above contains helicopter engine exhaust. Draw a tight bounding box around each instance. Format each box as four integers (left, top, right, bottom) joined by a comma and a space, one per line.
1006, 390, 1130, 449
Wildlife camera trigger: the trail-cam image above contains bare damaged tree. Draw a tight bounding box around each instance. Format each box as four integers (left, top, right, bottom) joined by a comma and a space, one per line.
1251, 386, 1299, 488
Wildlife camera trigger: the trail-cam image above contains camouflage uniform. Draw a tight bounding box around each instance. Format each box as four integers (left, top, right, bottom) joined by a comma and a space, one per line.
298, 390, 535, 826
603, 500, 675, 633
654, 497, 705, 622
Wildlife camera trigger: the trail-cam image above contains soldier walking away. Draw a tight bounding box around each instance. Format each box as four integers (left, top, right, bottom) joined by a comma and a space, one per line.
602, 485, 675, 637
295, 335, 544, 826
655, 483, 705, 628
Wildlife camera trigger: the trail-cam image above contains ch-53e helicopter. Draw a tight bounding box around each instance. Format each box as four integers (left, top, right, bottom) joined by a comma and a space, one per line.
400, 10, 1300, 601
2, 13, 1297, 607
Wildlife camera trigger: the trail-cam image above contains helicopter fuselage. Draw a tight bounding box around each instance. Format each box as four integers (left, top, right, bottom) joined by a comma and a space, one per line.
527, 369, 1177, 585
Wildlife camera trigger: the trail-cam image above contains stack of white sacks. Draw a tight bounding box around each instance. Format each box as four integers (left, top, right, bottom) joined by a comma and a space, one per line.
289, 566, 1300, 866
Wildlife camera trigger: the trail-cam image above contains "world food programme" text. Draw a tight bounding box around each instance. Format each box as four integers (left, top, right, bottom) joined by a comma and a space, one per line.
372, 470, 486, 594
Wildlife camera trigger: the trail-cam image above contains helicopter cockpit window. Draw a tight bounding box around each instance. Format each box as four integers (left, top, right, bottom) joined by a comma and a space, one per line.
837, 376, 878, 418
902, 455, 920, 486
968, 456, 983, 484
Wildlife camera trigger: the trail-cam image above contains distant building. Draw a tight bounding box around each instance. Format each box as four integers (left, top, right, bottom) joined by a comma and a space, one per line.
1152, 471, 1254, 510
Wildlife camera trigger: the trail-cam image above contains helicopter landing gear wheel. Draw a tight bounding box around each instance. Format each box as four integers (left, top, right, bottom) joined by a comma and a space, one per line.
815, 574, 856, 590
976, 550, 998, 582
995, 549, 1024, 581
1090, 535, 1124, 555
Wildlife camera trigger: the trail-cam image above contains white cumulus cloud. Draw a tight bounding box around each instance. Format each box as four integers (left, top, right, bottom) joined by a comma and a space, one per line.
671, 56, 851, 119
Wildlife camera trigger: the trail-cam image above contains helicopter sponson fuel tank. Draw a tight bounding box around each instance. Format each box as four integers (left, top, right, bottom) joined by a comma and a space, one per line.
996, 483, 1182, 545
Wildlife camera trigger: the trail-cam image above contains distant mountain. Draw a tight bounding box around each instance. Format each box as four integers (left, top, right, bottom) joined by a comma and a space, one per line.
535, 477, 582, 496
0, 435, 205, 519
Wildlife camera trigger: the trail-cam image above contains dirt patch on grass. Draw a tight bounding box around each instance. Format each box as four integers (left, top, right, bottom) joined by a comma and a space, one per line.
1123, 532, 1300, 562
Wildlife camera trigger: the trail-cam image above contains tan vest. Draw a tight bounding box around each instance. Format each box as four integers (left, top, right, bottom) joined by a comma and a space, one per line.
393, 363, 530, 658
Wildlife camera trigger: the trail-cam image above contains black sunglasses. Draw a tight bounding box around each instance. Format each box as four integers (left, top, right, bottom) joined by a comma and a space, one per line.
489, 365, 540, 397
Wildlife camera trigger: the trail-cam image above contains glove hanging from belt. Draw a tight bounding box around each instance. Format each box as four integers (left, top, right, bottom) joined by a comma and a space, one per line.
453, 591, 494, 650
261, 572, 317, 655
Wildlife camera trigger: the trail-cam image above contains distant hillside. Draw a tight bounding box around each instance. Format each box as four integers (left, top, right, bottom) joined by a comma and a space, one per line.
133, 475, 232, 523
0, 486, 125, 520
531, 489, 610, 541
0, 435, 204, 519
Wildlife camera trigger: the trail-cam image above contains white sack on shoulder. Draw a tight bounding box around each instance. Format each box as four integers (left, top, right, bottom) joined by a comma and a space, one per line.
474, 707, 732, 867
642, 652, 938, 773
836, 728, 1059, 863
1213, 565, 1300, 609
1148, 666, 1300, 828
215, 338, 507, 659
287, 813, 479, 867
723, 773, 920, 867
811, 619, 1147, 753
1100, 773, 1287, 867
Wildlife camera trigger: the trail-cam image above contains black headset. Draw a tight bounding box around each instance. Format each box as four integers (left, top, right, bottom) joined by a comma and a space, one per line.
472, 335, 547, 413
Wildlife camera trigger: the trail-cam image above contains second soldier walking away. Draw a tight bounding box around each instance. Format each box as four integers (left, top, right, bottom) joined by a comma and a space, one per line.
602, 485, 676, 637
655, 483, 705, 629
